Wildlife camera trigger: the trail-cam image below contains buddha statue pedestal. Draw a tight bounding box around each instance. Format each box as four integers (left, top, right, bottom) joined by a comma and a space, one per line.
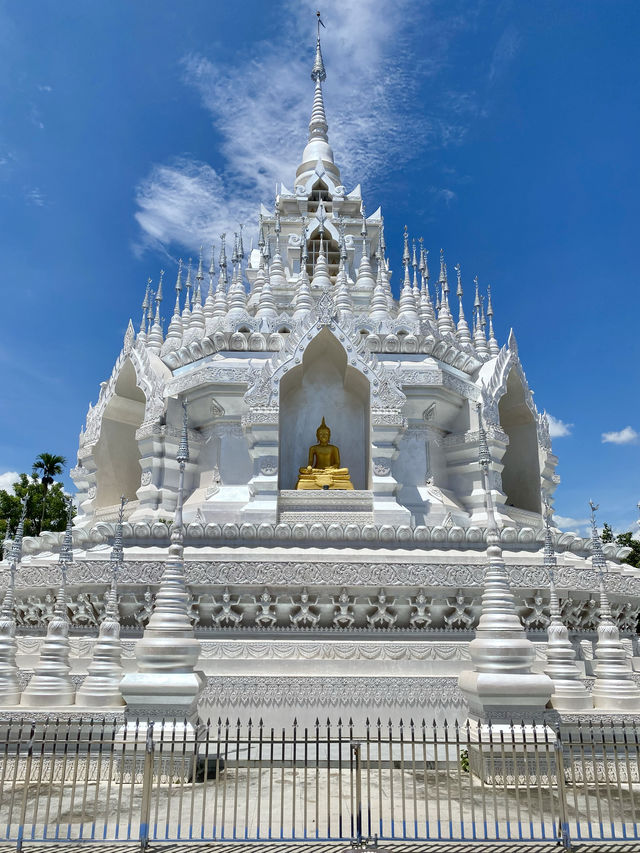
296, 468, 354, 490
295, 417, 354, 491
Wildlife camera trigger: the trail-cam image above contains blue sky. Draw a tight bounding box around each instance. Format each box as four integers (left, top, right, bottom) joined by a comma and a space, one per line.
0, 0, 638, 535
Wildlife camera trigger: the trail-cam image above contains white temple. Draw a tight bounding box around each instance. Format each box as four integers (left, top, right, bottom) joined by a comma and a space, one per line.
4, 26, 639, 725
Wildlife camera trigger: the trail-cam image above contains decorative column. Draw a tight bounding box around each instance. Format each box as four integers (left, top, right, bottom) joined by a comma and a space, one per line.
120, 400, 203, 725
241, 406, 280, 523
543, 502, 592, 711
0, 497, 27, 705
590, 500, 640, 711
458, 404, 552, 721
75, 497, 126, 708
21, 500, 76, 707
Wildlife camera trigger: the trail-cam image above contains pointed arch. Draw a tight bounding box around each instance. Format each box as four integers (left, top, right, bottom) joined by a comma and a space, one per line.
306, 225, 340, 278
498, 368, 541, 514
93, 358, 146, 508
278, 327, 370, 489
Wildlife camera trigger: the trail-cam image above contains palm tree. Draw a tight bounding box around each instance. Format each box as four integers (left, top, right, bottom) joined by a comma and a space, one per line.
32, 453, 66, 534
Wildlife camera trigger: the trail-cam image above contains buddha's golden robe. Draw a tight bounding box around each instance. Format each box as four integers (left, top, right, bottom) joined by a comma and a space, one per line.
295, 418, 354, 490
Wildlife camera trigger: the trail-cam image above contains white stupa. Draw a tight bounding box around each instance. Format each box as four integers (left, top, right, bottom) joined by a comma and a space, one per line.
4, 21, 638, 726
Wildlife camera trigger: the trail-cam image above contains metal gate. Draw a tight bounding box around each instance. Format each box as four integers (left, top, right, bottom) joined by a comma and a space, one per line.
1, 716, 640, 849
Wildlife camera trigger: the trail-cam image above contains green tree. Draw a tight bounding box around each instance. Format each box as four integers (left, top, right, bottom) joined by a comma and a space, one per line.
615, 530, 640, 569
601, 522, 614, 543
32, 453, 66, 534
601, 520, 640, 569
0, 473, 73, 557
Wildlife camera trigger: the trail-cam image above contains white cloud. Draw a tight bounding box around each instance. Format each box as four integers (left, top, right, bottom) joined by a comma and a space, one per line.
134, 159, 255, 257
26, 187, 45, 207
554, 515, 591, 536
547, 414, 573, 438
0, 471, 19, 494
601, 426, 638, 445
134, 0, 478, 254
489, 25, 520, 83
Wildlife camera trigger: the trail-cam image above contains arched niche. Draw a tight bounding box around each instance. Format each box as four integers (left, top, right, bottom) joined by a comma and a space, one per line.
94, 359, 146, 508
279, 328, 370, 490
498, 369, 541, 514
307, 225, 340, 279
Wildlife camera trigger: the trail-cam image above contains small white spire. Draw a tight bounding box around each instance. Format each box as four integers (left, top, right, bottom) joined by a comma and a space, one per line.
255, 260, 278, 324
412, 239, 420, 302
182, 258, 193, 324
138, 279, 151, 341
543, 500, 593, 710
486, 285, 500, 356
369, 253, 389, 323
76, 496, 126, 707
162, 262, 184, 354
473, 276, 489, 358
398, 225, 419, 323
204, 244, 216, 319
293, 220, 314, 319
355, 204, 375, 291
436, 249, 456, 336
0, 496, 27, 705
419, 247, 436, 325
590, 499, 640, 710
454, 263, 471, 346
148, 270, 165, 352
270, 210, 287, 288
21, 499, 76, 707
250, 249, 266, 308
333, 221, 352, 322
311, 234, 331, 288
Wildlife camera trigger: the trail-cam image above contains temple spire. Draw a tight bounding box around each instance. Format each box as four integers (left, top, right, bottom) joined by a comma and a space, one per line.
454, 263, 471, 346
412, 239, 420, 302
296, 12, 339, 185
162, 261, 184, 353
148, 270, 165, 352
75, 494, 126, 708
173, 259, 183, 316
589, 499, 640, 710
309, 13, 328, 144
486, 285, 500, 356
543, 501, 593, 710
458, 405, 552, 719
21, 498, 76, 707
436, 249, 455, 337
204, 244, 216, 319
139, 280, 151, 340
0, 495, 27, 705
183, 258, 193, 324
473, 276, 489, 358
398, 225, 419, 323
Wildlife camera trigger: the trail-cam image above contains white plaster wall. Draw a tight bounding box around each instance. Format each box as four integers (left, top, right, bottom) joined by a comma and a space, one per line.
499, 371, 541, 514
94, 417, 142, 506
279, 330, 370, 490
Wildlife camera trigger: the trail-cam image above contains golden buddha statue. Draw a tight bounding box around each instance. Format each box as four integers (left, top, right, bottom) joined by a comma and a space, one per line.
295, 417, 354, 490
